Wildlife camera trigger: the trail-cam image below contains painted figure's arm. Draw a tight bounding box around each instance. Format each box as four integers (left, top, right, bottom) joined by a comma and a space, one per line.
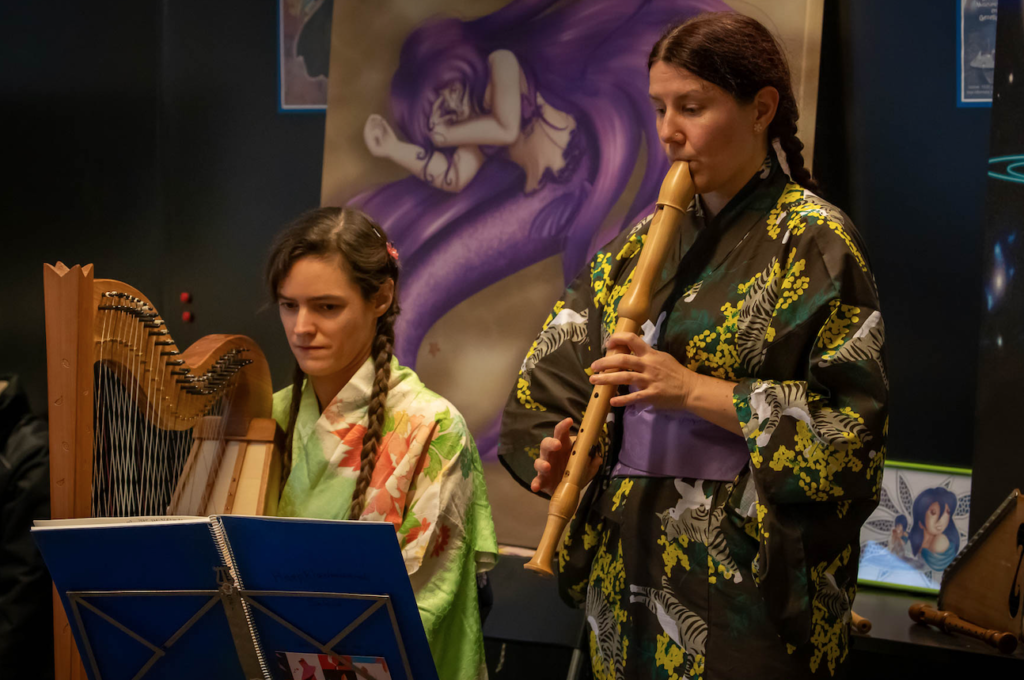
364, 114, 485, 193
431, 50, 522, 148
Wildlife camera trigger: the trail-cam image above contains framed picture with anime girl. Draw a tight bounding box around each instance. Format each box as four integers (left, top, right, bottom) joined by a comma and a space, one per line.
858, 461, 972, 594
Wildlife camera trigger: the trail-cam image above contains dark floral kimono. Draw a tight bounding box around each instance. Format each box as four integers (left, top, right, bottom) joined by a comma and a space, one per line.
498, 153, 887, 679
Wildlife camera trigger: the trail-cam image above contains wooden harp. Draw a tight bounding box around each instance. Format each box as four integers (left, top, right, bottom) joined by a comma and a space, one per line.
42, 262, 281, 680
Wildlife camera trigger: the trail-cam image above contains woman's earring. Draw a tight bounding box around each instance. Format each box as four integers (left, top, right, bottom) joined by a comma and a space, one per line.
754, 123, 763, 133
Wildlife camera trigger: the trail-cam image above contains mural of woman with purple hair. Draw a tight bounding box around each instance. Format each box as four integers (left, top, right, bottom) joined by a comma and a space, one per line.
355, 0, 728, 364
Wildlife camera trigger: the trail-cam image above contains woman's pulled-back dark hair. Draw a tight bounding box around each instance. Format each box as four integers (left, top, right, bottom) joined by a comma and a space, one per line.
649, 12, 818, 192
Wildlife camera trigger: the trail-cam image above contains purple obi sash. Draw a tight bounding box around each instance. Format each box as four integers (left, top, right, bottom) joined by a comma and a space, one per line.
613, 402, 751, 481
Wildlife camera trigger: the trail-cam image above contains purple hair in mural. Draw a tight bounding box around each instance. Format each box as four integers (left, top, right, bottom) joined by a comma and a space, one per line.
356, 0, 729, 366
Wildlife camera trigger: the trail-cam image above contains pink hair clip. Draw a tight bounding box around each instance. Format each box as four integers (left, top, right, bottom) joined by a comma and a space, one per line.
386, 242, 399, 262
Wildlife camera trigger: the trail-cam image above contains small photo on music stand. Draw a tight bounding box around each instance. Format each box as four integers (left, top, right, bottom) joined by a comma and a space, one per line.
275, 652, 393, 680
858, 461, 972, 594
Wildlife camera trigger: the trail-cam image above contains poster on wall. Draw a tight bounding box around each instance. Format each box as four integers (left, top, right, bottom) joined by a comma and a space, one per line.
858, 462, 972, 593
320, 0, 825, 546
958, 0, 999, 107
279, 0, 333, 111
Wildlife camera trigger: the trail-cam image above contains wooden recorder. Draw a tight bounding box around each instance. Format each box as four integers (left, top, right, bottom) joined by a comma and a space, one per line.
525, 161, 695, 576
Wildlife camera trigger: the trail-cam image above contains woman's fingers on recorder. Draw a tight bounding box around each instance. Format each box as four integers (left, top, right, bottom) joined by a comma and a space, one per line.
532, 445, 562, 493
532, 418, 574, 493
552, 416, 573, 445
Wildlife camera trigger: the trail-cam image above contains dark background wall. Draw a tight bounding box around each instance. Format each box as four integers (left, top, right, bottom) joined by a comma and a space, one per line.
159, 0, 324, 387
1, 2, 165, 415
815, 1, 991, 469
0, 0, 994, 474
0, 0, 324, 416
968, 0, 1024, 533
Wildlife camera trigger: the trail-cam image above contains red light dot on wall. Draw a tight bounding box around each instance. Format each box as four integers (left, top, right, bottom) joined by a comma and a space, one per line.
182, 311, 194, 323
180, 292, 192, 303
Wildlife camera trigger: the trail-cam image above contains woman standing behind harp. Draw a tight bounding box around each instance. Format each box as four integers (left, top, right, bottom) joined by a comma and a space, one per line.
499, 13, 887, 680
265, 207, 497, 680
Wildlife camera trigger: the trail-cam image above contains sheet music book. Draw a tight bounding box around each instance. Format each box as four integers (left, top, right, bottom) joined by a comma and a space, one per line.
33, 515, 438, 680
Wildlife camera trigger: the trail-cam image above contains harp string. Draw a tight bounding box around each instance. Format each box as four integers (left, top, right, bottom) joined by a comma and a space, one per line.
141, 300, 157, 514
92, 296, 108, 517
115, 295, 134, 516
111, 296, 127, 516
89, 294, 183, 516
148, 324, 165, 515
142, 330, 154, 513
100, 301, 115, 516
118, 296, 134, 516
129, 299, 143, 514
121, 297, 138, 516
142, 298, 164, 514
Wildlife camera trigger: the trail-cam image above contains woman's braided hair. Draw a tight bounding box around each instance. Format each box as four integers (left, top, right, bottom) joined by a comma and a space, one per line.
266, 207, 400, 520
649, 12, 818, 192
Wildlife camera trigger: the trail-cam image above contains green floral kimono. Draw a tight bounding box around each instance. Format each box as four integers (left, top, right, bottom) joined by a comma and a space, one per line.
273, 357, 498, 680
499, 153, 887, 679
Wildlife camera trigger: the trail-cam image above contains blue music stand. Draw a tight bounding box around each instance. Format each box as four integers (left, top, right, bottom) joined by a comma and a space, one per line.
33, 516, 438, 680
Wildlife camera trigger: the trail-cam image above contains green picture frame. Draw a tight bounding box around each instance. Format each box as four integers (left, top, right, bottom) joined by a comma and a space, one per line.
857, 460, 972, 594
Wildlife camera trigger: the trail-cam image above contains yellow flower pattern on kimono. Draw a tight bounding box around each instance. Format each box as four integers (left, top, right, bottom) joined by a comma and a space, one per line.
612, 477, 634, 511
617, 232, 646, 262
764, 415, 868, 501
655, 631, 705, 680
818, 302, 861, 352
685, 301, 742, 380
517, 300, 566, 412
588, 538, 629, 680
809, 546, 855, 676
779, 256, 811, 310
658, 533, 691, 577
766, 186, 807, 239
766, 186, 868, 272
